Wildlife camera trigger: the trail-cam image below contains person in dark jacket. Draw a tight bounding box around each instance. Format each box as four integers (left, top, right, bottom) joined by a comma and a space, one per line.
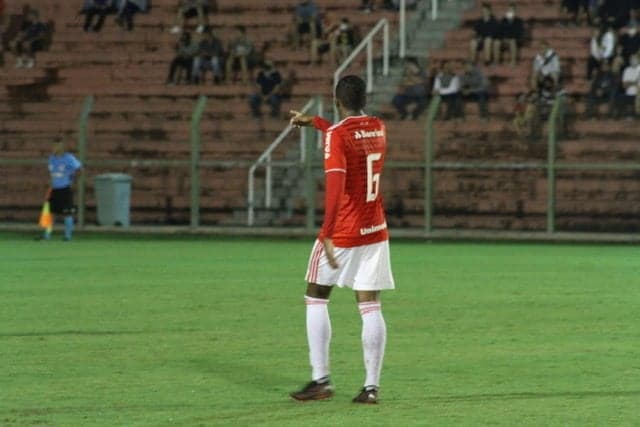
585, 61, 618, 117
469, 3, 500, 64
493, 3, 524, 66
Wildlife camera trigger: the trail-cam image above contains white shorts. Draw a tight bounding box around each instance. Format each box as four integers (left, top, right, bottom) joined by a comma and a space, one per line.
305, 239, 396, 291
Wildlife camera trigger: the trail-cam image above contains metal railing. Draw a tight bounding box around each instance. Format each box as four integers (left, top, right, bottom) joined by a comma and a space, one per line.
333, 18, 390, 118
246, 96, 323, 227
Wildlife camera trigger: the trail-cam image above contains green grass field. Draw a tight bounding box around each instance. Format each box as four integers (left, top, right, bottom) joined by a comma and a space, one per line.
1, 232, 639, 426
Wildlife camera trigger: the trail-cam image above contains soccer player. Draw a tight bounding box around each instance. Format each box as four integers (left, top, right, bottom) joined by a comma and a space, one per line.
289, 75, 395, 404
41, 141, 82, 241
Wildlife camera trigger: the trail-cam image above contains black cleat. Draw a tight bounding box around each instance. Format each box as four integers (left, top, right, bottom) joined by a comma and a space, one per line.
290, 380, 334, 401
352, 387, 378, 404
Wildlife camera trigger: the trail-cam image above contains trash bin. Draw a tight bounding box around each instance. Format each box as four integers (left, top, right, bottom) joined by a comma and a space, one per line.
94, 173, 132, 227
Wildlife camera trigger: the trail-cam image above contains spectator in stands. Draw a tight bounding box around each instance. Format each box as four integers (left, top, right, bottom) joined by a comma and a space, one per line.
536, 76, 561, 119
460, 60, 489, 118
310, 12, 339, 64
392, 59, 429, 120
619, 24, 640, 65
171, 0, 209, 34
292, 0, 319, 48
192, 28, 224, 84
361, 0, 376, 13
82, 0, 111, 32
585, 61, 618, 117
619, 53, 640, 117
334, 17, 358, 65
166, 31, 198, 85
587, 25, 615, 79
493, 3, 524, 66
115, 0, 148, 31
531, 41, 561, 90
279, 69, 298, 102
249, 60, 283, 118
226, 25, 253, 84
433, 61, 462, 120
561, 0, 590, 26
513, 91, 538, 138
469, 3, 499, 65
9, 9, 47, 68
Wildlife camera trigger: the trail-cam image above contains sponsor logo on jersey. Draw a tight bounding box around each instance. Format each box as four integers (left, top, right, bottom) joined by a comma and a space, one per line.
324, 131, 332, 159
354, 129, 384, 140
360, 221, 387, 236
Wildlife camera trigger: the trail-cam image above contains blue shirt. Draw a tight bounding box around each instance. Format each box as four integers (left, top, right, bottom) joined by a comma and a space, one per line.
48, 153, 82, 189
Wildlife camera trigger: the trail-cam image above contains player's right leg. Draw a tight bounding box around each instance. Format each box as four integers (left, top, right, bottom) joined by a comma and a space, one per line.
290, 282, 335, 401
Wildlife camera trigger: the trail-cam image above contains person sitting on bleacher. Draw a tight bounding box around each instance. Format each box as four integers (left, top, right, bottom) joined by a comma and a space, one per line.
292, 0, 319, 48
469, 3, 500, 65
9, 9, 47, 69
171, 0, 211, 35
619, 24, 640, 66
587, 25, 615, 80
226, 25, 254, 84
333, 17, 358, 65
460, 60, 489, 119
82, 0, 111, 32
619, 54, 640, 118
433, 61, 463, 120
166, 31, 199, 85
192, 28, 224, 84
249, 60, 283, 119
531, 40, 561, 90
493, 3, 524, 66
114, 0, 149, 31
585, 61, 618, 118
391, 59, 429, 120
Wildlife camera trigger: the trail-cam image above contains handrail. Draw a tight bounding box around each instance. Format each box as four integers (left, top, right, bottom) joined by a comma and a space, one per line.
423, 95, 441, 233
247, 97, 322, 226
399, 0, 406, 58
333, 18, 389, 119
190, 95, 207, 229
77, 95, 94, 228
546, 94, 564, 233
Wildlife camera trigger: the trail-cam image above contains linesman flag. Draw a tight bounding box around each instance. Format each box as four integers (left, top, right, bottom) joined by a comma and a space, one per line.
38, 201, 53, 230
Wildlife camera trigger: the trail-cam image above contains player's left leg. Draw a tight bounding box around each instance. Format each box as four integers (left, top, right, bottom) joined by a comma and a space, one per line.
353, 290, 385, 404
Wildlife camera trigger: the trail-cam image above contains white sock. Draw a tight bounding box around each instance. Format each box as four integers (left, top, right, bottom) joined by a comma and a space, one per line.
359, 301, 386, 388
305, 295, 331, 382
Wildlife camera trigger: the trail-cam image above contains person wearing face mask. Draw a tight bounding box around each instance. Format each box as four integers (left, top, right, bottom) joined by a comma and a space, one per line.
469, 3, 499, 64
333, 17, 357, 65
493, 3, 524, 66
619, 54, 640, 118
531, 40, 561, 90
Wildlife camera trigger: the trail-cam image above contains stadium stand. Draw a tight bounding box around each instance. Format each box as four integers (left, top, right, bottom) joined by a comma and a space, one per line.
0, 0, 396, 225
2, 0, 639, 231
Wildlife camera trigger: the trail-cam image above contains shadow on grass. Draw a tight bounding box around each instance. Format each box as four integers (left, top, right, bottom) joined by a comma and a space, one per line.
425, 390, 640, 403
0, 329, 202, 338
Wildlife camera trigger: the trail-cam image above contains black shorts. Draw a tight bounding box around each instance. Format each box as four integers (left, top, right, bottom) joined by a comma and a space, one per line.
49, 186, 75, 215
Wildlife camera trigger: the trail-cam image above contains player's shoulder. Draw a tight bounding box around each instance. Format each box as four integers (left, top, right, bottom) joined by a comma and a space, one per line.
328, 115, 385, 133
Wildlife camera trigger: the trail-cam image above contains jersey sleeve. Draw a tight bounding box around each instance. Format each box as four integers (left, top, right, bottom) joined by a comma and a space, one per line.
69, 154, 82, 170
312, 116, 332, 132
321, 129, 346, 239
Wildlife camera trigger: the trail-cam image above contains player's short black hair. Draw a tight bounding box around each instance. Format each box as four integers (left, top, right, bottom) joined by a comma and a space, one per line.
335, 75, 367, 111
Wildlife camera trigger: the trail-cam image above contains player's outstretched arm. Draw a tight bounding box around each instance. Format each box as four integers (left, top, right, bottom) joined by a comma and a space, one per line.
289, 110, 314, 128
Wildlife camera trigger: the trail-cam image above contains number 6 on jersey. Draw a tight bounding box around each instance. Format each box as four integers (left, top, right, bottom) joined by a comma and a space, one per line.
366, 153, 382, 202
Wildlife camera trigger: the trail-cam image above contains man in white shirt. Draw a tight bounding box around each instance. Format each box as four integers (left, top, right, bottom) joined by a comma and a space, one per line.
620, 54, 640, 117
588, 26, 616, 79
433, 61, 462, 120
531, 40, 561, 90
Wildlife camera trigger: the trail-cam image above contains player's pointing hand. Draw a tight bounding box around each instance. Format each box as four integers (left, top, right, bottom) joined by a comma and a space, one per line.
289, 110, 313, 128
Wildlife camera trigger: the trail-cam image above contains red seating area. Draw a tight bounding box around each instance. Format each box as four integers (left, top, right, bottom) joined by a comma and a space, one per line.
0, 0, 394, 225
378, 0, 640, 231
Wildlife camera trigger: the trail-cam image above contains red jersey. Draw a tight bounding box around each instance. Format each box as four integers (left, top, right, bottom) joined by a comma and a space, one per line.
313, 114, 389, 248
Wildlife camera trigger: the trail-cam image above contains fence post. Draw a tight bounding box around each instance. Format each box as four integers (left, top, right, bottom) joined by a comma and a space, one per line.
190, 95, 207, 229
77, 95, 94, 229
305, 123, 317, 232
546, 96, 562, 233
424, 96, 441, 233
399, 0, 406, 58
